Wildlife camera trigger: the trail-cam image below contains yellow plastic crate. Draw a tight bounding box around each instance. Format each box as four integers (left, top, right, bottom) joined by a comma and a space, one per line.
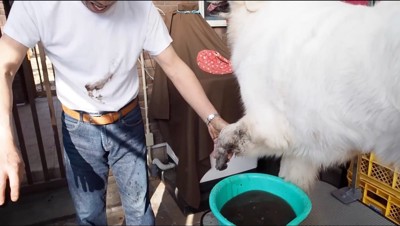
362, 183, 400, 224
348, 153, 400, 225
360, 153, 400, 196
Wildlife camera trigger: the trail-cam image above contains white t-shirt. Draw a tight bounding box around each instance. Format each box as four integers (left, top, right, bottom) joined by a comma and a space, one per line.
4, 1, 172, 112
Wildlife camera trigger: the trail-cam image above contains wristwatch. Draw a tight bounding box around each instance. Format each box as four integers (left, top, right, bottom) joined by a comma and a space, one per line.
206, 113, 220, 126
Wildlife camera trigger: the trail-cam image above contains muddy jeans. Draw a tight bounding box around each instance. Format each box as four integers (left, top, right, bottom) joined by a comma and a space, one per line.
62, 105, 154, 225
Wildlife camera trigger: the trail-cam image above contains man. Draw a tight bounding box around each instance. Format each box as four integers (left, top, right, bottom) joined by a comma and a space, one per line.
0, 1, 227, 225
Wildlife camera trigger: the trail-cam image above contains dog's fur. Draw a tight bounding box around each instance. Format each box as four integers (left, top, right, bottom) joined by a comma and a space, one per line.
214, 1, 400, 192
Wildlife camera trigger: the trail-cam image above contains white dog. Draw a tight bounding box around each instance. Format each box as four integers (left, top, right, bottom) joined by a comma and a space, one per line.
214, 1, 400, 192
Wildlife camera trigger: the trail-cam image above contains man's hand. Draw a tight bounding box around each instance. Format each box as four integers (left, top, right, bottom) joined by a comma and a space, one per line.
208, 116, 235, 164
0, 142, 25, 206
0, 31, 31, 207
207, 116, 228, 141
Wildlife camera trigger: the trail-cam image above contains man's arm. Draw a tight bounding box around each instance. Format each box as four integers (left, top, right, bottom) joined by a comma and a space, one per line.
153, 45, 228, 139
0, 34, 29, 205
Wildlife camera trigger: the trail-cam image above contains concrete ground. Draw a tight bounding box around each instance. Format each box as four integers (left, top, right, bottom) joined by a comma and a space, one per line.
0, 95, 208, 225
1, 93, 395, 226
0, 175, 207, 226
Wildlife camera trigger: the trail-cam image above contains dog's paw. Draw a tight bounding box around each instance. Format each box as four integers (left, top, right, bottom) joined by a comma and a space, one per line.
214, 123, 250, 170
214, 148, 229, 171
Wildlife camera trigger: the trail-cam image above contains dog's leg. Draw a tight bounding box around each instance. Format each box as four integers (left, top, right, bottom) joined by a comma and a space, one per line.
279, 155, 320, 192
214, 110, 293, 170
214, 116, 254, 170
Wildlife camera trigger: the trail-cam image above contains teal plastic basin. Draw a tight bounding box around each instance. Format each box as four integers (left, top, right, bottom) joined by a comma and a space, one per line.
209, 173, 312, 225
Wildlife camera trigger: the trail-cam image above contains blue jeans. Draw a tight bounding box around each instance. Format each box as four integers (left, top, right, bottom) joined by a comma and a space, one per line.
62, 105, 155, 225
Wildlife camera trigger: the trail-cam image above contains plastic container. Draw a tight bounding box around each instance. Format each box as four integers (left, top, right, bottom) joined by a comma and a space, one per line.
348, 153, 400, 224
209, 173, 312, 225
362, 183, 400, 223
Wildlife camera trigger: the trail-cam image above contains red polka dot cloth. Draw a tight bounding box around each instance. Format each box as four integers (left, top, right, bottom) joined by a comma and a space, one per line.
342, 0, 370, 5
197, 50, 233, 75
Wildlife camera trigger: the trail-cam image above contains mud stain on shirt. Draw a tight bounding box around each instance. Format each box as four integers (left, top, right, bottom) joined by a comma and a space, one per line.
85, 74, 114, 103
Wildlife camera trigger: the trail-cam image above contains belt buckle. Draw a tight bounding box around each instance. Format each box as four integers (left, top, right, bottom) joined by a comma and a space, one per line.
87, 114, 100, 125
88, 110, 109, 117
104, 113, 115, 123
87, 112, 115, 125
86, 112, 104, 125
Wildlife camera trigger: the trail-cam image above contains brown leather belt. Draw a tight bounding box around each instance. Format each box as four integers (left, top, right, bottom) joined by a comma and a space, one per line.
62, 98, 138, 125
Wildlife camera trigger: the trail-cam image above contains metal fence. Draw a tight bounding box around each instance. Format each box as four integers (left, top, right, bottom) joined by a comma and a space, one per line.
13, 42, 66, 194
2, 0, 67, 196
